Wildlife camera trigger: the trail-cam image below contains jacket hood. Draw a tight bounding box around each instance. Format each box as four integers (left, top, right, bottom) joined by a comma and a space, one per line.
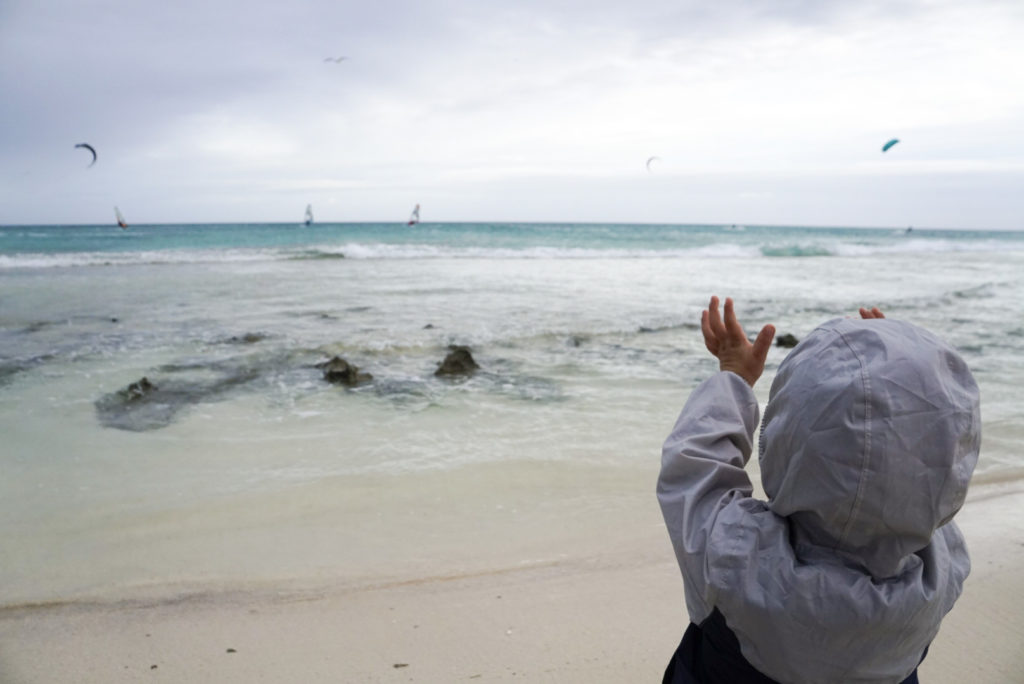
759, 318, 980, 578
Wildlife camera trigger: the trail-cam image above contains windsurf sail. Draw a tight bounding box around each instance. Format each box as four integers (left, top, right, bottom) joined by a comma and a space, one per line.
407, 203, 420, 226
114, 206, 127, 230
304, 204, 313, 225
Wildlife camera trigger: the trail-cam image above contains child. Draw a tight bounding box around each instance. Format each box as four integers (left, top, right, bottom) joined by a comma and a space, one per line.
657, 297, 980, 684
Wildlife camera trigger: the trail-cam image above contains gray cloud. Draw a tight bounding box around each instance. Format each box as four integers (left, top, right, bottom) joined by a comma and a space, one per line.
3, 0, 1023, 227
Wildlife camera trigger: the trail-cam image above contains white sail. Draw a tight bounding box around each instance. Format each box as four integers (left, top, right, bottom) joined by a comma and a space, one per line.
114, 206, 127, 229
304, 204, 313, 225
408, 203, 420, 225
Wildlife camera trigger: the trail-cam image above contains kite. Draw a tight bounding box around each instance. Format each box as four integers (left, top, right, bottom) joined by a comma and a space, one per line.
646, 156, 661, 172
75, 143, 97, 167
881, 139, 899, 153
323, 56, 347, 63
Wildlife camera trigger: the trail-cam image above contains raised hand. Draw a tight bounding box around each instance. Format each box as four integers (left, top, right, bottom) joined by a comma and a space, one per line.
701, 296, 776, 387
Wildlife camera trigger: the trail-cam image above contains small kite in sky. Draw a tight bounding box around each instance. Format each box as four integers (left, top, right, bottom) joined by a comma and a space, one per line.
646, 156, 661, 172
323, 56, 347, 63
881, 138, 900, 153
75, 143, 97, 167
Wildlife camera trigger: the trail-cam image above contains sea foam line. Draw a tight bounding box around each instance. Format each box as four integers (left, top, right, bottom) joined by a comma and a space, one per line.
2, 238, 1023, 269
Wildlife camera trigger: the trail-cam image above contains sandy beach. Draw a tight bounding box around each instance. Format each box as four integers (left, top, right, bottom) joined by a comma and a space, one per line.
2, 474, 1022, 684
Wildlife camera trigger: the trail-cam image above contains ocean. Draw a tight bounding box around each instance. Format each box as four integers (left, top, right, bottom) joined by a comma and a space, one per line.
2, 221, 1023, 605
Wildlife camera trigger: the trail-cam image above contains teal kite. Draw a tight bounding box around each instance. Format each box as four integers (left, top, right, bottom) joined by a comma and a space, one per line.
881, 139, 899, 153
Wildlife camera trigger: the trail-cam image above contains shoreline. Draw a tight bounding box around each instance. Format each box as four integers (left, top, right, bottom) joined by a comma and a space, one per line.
2, 480, 1022, 683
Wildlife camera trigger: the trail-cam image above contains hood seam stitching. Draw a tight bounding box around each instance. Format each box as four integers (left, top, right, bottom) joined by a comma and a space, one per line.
835, 328, 871, 551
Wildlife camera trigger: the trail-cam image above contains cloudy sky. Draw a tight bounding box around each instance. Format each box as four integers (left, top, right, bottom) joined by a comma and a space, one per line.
2, 0, 1023, 228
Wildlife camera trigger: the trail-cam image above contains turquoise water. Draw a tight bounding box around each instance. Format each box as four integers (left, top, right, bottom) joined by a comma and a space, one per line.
4, 222, 1024, 265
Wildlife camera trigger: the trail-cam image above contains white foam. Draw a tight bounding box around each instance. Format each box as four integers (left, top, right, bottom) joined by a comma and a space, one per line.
333, 242, 764, 260
3, 236, 1024, 269
0, 248, 282, 269
830, 238, 1017, 257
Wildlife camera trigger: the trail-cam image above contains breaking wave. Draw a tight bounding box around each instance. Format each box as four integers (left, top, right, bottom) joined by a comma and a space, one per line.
2, 238, 1023, 269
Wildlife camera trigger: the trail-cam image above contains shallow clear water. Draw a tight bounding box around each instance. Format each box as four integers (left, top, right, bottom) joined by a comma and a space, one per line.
2, 222, 1023, 602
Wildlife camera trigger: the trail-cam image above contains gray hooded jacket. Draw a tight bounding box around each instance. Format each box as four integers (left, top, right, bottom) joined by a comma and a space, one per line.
658, 317, 981, 684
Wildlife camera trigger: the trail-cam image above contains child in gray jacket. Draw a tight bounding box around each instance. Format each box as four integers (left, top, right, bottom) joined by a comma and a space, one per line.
658, 297, 980, 684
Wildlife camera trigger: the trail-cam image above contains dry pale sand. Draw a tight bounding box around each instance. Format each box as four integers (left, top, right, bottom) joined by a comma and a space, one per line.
2, 482, 1022, 683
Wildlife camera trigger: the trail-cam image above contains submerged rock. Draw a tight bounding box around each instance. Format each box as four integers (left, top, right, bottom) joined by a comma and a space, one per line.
227, 332, 266, 344
0, 354, 55, 386
96, 365, 261, 431
776, 333, 799, 348
318, 356, 373, 387
434, 346, 479, 377
21, 321, 51, 334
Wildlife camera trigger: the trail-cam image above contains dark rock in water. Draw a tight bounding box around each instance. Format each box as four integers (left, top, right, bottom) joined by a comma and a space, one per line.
435, 346, 479, 377
318, 356, 373, 386
638, 325, 676, 334
227, 332, 266, 344
776, 333, 799, 348
119, 377, 157, 401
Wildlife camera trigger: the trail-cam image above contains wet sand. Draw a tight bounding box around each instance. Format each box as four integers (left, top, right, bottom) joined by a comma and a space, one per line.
1, 481, 1022, 683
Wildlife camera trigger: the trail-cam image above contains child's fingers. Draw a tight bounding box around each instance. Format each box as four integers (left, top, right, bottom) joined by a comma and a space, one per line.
722, 298, 747, 341
752, 324, 776, 364
701, 310, 719, 354
859, 307, 885, 319
706, 296, 725, 339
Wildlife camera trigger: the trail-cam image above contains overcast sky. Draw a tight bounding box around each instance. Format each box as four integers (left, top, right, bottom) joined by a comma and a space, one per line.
2, 0, 1023, 228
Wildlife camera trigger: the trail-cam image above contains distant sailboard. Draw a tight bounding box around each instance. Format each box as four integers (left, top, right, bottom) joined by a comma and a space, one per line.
114, 206, 127, 230
407, 203, 420, 226
75, 143, 97, 167
304, 204, 314, 226
881, 138, 900, 153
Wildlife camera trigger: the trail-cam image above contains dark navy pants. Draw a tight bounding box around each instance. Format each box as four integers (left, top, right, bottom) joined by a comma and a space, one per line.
662, 608, 923, 684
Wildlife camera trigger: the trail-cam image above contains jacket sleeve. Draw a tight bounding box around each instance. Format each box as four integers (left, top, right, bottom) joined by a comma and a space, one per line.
657, 371, 760, 623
